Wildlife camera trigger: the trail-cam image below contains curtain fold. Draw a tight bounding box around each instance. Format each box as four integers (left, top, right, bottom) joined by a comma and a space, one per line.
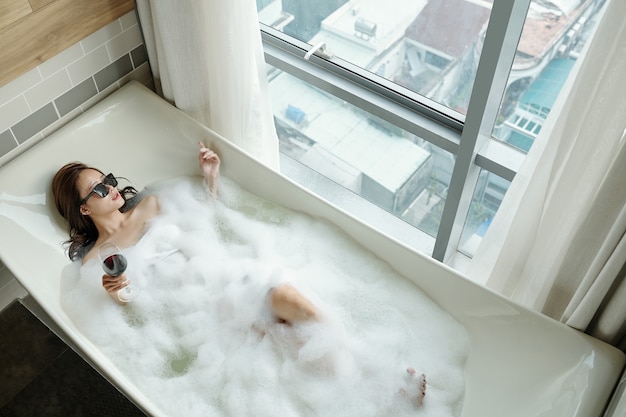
135, 0, 279, 168
468, 0, 626, 349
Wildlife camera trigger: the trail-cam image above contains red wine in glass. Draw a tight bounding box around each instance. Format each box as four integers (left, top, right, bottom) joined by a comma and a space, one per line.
102, 253, 128, 277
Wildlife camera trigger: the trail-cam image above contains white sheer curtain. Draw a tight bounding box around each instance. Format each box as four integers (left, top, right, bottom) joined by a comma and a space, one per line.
469, 0, 626, 350
135, 0, 279, 168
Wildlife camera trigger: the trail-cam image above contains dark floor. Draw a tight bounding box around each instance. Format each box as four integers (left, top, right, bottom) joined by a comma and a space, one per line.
0, 301, 147, 417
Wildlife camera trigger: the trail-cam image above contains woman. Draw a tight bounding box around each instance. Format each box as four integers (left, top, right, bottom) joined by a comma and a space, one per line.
52, 142, 427, 407
52, 142, 319, 325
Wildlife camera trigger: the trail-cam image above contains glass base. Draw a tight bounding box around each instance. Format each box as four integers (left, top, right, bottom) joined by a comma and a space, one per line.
117, 285, 140, 303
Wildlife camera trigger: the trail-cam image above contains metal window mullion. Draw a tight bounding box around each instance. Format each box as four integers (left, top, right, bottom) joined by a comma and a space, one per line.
432, 0, 531, 263
475, 139, 526, 182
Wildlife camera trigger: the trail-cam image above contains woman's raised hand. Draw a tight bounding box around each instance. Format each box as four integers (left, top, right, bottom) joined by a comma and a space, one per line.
198, 142, 220, 197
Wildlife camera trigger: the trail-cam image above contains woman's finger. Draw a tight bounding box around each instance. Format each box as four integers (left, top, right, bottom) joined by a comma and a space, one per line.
102, 273, 129, 292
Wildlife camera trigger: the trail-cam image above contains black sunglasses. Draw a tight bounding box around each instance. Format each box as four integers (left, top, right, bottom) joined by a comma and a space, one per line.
80, 173, 118, 206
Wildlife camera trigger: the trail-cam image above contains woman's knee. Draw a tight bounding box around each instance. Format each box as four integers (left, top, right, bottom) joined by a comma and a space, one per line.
269, 284, 319, 323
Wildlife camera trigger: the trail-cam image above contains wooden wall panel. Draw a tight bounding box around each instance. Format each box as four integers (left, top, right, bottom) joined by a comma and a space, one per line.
0, 0, 32, 30
28, 0, 56, 12
0, 0, 135, 87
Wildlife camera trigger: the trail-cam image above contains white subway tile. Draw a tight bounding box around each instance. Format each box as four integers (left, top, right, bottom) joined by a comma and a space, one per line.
81, 18, 123, 53
119, 10, 138, 30
41, 106, 82, 138
107, 25, 142, 61
81, 82, 119, 112
67, 46, 110, 85
0, 11, 152, 157
24, 71, 72, 111
38, 43, 84, 79
0, 96, 30, 132
0, 67, 42, 107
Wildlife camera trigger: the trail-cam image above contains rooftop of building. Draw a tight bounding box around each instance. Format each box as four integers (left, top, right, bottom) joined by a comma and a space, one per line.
516, 0, 592, 62
310, 0, 428, 67
269, 72, 431, 192
520, 57, 575, 108
404, 0, 491, 58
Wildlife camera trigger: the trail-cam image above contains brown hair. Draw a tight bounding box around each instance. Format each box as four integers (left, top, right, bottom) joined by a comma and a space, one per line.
52, 162, 136, 261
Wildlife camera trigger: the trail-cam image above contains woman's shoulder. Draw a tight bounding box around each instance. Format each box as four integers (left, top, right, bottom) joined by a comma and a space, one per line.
125, 194, 160, 237
121, 189, 159, 215
121, 189, 148, 212
134, 194, 159, 214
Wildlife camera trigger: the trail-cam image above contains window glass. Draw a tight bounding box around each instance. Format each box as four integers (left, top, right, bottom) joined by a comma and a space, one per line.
267, 66, 454, 239
258, 0, 493, 116
257, 0, 607, 262
492, 0, 606, 153
458, 171, 510, 258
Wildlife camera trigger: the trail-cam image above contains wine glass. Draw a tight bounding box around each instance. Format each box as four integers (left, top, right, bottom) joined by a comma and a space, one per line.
98, 242, 139, 302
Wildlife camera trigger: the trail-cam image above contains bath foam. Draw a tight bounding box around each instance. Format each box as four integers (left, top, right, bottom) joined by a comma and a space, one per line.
61, 176, 469, 417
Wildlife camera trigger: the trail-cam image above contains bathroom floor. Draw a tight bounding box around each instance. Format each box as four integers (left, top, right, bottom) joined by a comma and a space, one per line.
0, 301, 147, 417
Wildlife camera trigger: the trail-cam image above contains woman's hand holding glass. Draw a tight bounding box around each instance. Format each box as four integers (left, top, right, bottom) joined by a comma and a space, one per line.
98, 242, 139, 303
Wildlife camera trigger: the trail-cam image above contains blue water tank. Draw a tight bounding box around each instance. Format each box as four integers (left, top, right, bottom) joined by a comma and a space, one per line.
286, 104, 305, 124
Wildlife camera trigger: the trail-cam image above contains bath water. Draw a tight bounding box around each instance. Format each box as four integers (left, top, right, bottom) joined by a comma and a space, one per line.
61, 176, 468, 417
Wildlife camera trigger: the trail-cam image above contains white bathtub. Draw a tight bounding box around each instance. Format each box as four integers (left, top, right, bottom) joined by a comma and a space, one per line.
0, 81, 623, 417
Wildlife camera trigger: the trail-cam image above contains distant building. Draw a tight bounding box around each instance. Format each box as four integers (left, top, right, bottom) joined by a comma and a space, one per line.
261, 0, 606, 238
375, 0, 490, 113
309, 0, 429, 68
497, 0, 605, 151
501, 58, 576, 151
270, 72, 433, 215
282, 0, 348, 41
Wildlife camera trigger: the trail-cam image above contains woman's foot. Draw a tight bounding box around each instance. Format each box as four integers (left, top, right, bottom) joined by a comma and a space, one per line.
399, 367, 427, 407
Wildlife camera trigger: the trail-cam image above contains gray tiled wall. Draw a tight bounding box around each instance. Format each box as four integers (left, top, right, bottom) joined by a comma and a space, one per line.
0, 10, 153, 167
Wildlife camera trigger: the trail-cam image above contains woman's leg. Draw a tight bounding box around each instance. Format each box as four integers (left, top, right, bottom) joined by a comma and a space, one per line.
269, 284, 319, 324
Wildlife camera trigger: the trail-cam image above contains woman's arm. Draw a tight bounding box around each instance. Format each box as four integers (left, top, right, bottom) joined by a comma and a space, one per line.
198, 142, 221, 198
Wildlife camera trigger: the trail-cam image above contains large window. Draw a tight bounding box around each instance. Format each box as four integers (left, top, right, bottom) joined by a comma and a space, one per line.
257, 0, 606, 268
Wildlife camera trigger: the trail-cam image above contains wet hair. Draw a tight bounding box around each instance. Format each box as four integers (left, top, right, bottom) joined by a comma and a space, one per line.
52, 162, 137, 261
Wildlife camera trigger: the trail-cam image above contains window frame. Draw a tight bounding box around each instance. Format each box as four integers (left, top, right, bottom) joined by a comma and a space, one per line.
260, 0, 532, 265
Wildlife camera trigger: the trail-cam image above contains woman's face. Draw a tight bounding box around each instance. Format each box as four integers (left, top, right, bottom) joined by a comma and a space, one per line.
76, 169, 124, 215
